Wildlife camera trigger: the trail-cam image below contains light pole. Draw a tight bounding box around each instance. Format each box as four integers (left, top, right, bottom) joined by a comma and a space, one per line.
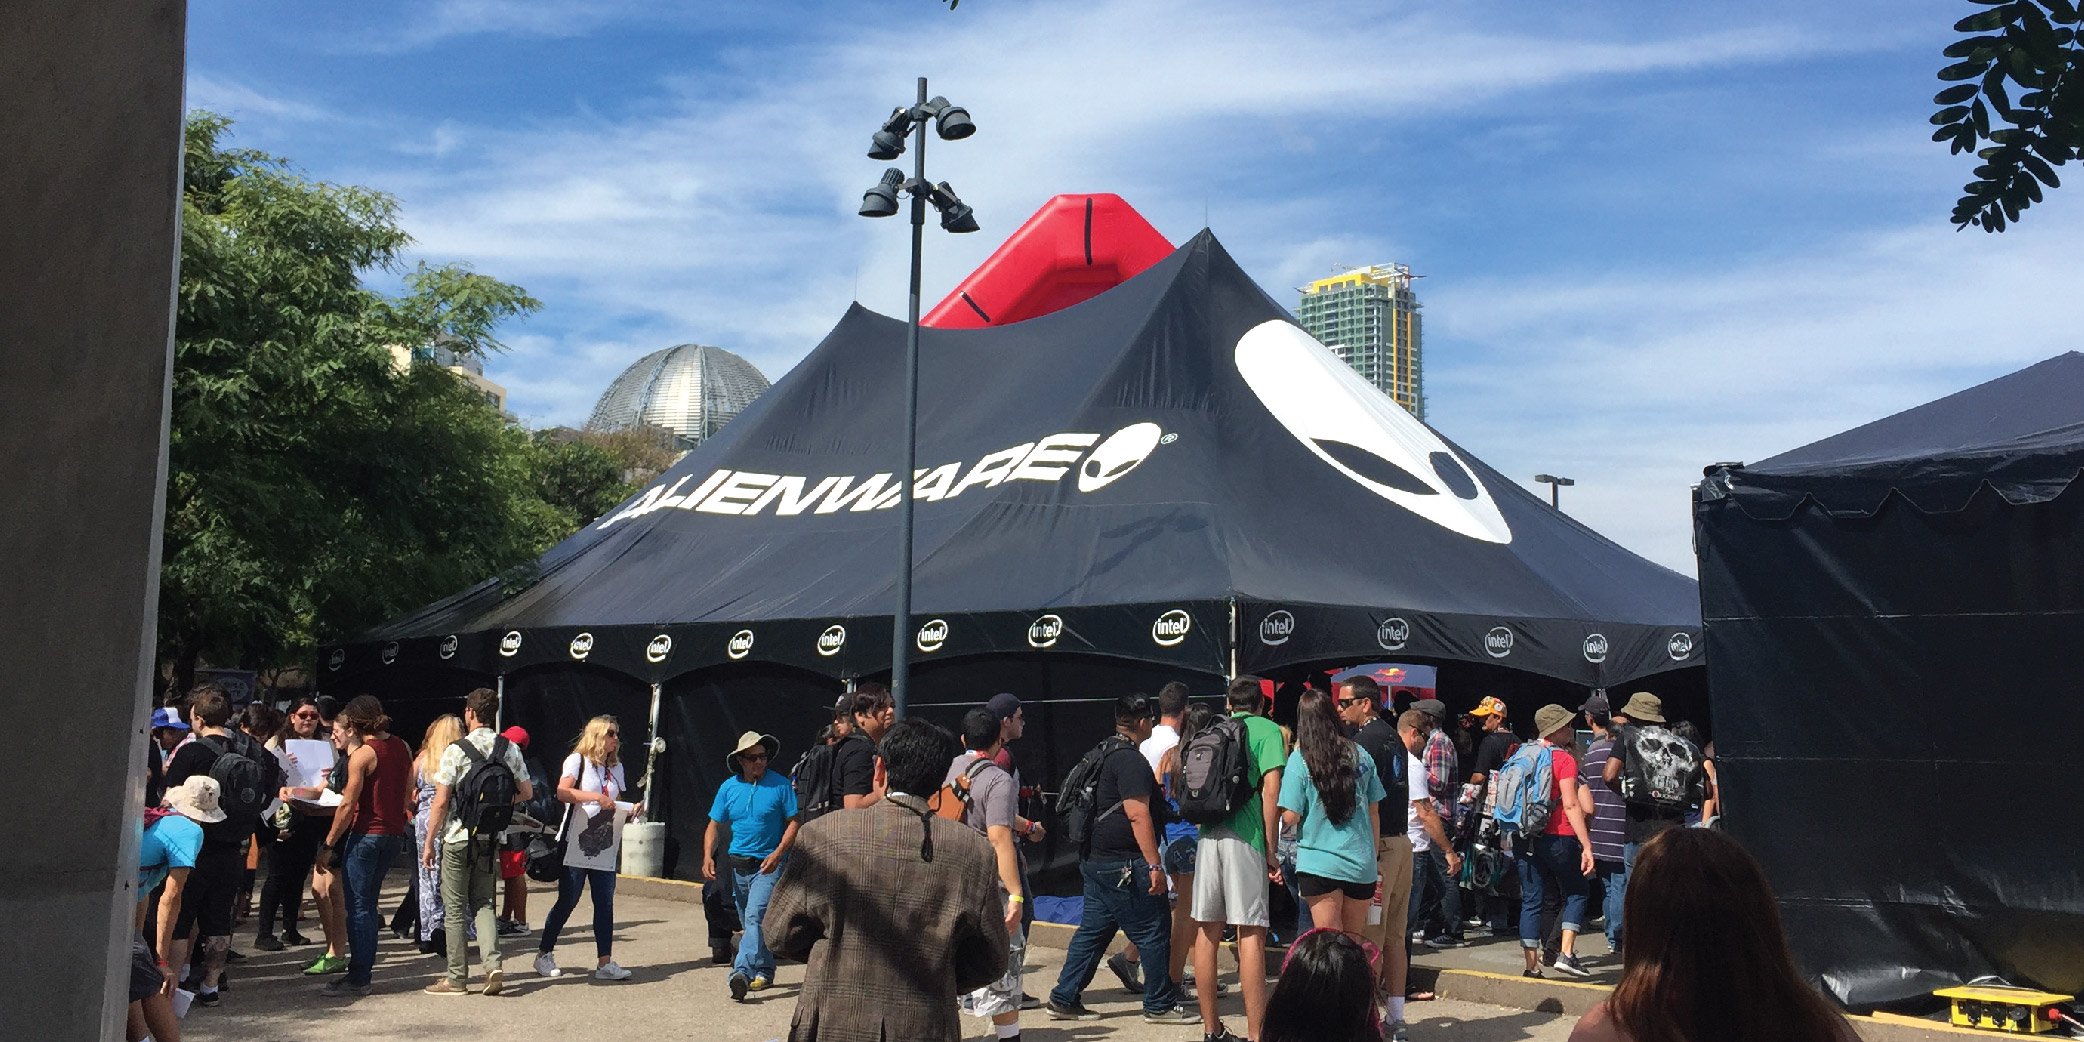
1534, 473, 1575, 509
858, 77, 977, 719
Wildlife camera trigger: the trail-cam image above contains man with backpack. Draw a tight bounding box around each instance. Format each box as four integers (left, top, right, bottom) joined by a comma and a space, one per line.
162, 684, 283, 1008
1182, 678, 1288, 1042
1046, 694, 1192, 1025
1600, 692, 1706, 894
946, 708, 1027, 1042
836, 684, 896, 811
1459, 696, 1518, 937
421, 687, 533, 996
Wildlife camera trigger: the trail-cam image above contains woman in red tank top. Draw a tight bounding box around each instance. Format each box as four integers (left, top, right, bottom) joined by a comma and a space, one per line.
323, 695, 416, 995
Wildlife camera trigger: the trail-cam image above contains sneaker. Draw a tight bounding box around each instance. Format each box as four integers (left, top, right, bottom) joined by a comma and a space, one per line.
1045, 999, 1101, 1021
746, 974, 770, 990
1143, 1005, 1198, 1023
597, 962, 633, 982
1181, 969, 1229, 996
254, 933, 284, 952
1019, 992, 1042, 1010
193, 988, 220, 1007
281, 930, 311, 947
1540, 945, 1558, 967
1551, 954, 1592, 978
1424, 934, 1467, 949
301, 953, 347, 976
320, 978, 369, 998
534, 952, 560, 978
710, 943, 733, 965
497, 918, 528, 937
729, 972, 749, 1002
1204, 1029, 1246, 1042
1106, 951, 1143, 993
1522, 967, 1544, 979
1389, 1019, 1412, 1042
482, 969, 504, 996
423, 979, 470, 995
225, 949, 247, 962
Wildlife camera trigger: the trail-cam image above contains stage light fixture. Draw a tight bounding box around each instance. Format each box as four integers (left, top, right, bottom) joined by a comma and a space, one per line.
868, 108, 914, 160
924, 96, 974, 140
928, 181, 979, 233
859, 168, 905, 218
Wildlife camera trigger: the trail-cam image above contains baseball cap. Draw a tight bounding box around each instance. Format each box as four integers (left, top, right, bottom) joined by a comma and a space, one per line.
985, 692, 1021, 722
1580, 693, 1611, 719
1469, 696, 1507, 719
500, 725, 530, 750
151, 707, 189, 731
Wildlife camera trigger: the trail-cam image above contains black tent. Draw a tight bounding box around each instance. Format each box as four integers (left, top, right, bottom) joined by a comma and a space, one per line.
327, 231, 1703, 877
1695, 352, 2084, 1008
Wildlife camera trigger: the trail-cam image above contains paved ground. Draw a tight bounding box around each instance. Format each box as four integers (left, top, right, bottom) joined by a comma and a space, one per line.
189, 881, 1578, 1042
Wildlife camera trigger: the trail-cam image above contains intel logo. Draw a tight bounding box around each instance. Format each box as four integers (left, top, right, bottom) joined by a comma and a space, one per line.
1583, 633, 1609, 664
1376, 617, 1410, 652
1028, 614, 1064, 649
1152, 609, 1193, 648
1259, 610, 1295, 647
498, 631, 523, 657
1484, 626, 1514, 659
916, 618, 948, 654
327, 648, 346, 671
568, 632, 595, 661
727, 630, 754, 660
380, 641, 399, 666
816, 625, 847, 657
439, 634, 459, 661
1668, 632, 1695, 661
646, 634, 673, 664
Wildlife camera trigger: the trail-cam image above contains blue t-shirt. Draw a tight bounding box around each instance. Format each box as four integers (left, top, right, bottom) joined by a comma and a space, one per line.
139, 814, 204, 895
707, 770, 799, 859
1277, 744, 1387, 885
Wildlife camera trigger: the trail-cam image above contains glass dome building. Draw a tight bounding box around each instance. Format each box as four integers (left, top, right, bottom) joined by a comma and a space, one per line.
584, 343, 771, 449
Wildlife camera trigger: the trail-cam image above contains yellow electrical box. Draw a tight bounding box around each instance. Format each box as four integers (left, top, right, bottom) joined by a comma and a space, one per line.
1932, 985, 2072, 1034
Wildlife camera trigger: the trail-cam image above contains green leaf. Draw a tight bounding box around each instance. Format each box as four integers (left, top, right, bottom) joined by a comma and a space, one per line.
2021, 149, 2062, 186
1944, 34, 2002, 57
1954, 8, 2010, 32
2050, 0, 2082, 23
1932, 105, 1973, 125
1941, 58, 1995, 80
1935, 82, 1982, 104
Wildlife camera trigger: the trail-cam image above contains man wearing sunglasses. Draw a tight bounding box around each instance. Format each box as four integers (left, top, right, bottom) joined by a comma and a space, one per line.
704, 730, 799, 1002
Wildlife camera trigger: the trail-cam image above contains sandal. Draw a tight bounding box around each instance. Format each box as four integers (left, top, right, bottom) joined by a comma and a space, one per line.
1405, 987, 1436, 1001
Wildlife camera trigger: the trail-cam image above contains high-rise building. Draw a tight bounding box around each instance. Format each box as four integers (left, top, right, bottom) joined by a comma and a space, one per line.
387, 338, 509, 412
1295, 263, 1424, 419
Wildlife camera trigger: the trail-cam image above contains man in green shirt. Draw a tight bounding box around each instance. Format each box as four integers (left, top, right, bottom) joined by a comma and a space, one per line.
1189, 677, 1288, 1042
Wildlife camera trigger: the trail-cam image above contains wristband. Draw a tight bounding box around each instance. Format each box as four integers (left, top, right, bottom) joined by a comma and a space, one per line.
1008, 894, 1024, 903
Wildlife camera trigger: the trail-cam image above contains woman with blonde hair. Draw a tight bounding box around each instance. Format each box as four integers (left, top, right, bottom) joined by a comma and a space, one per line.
411, 714, 464, 954
535, 715, 642, 981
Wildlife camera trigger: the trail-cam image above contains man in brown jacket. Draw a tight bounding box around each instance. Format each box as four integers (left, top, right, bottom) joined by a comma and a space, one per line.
766, 717, 1010, 1042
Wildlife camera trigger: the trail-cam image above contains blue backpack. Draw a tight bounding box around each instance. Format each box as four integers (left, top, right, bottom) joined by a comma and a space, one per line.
1488, 741, 1555, 836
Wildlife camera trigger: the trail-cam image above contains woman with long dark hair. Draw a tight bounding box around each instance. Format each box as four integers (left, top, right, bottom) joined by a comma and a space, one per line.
1568, 828, 1853, 1042
1262, 927, 1383, 1042
255, 696, 336, 958
1277, 691, 1387, 934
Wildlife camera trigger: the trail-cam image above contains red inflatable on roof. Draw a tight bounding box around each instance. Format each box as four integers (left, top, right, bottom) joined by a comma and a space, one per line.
922, 193, 1174, 329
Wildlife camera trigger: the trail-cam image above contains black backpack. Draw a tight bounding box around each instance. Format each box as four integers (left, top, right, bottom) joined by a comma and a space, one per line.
793, 735, 861, 823
1174, 716, 1257, 825
1054, 736, 1136, 848
199, 733, 279, 831
452, 736, 519, 841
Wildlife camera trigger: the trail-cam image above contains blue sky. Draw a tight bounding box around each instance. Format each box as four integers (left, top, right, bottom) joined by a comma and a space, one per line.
186, 0, 2083, 572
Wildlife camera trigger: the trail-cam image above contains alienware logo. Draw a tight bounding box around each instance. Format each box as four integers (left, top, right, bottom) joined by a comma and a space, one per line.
1078, 423, 1164, 493
1235, 320, 1512, 543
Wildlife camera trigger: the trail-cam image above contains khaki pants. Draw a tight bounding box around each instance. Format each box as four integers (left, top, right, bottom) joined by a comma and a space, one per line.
1374, 836, 1414, 956
441, 840, 502, 984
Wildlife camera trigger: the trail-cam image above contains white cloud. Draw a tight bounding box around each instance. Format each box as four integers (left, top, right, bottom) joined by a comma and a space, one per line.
187, 73, 331, 122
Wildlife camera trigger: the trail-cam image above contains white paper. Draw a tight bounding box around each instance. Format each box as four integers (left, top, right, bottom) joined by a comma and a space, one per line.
278, 739, 333, 789
312, 789, 343, 808
172, 988, 194, 1019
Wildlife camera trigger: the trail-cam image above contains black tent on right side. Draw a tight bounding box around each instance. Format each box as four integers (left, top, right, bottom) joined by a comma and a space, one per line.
1694, 352, 2084, 1009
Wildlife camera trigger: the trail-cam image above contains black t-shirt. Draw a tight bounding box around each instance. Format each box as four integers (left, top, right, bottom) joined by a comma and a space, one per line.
1611, 725, 1695, 842
1471, 730, 1517, 781
164, 733, 261, 849
833, 734, 877, 800
1351, 718, 1405, 835
1088, 744, 1160, 862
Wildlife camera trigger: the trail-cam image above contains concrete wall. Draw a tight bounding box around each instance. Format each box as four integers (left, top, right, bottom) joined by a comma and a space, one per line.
0, 1, 187, 1037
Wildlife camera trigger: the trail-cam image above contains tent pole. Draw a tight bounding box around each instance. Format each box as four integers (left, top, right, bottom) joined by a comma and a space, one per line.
889, 74, 928, 720
494, 672, 505, 730
641, 681, 662, 802
1227, 598, 1239, 678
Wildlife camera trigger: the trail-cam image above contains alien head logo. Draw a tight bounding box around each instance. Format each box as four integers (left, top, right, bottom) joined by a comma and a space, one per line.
1235, 319, 1511, 543
1583, 633, 1609, 664
1152, 609, 1193, 648
727, 630, 754, 660
646, 634, 673, 664
1028, 614, 1064, 649
568, 632, 595, 661
1259, 610, 1295, 647
380, 641, 400, 666
439, 634, 459, 661
498, 630, 523, 657
916, 619, 948, 654
1078, 422, 1164, 493
1484, 626, 1515, 658
1376, 617, 1410, 652
327, 648, 347, 671
1668, 632, 1696, 661
816, 625, 847, 657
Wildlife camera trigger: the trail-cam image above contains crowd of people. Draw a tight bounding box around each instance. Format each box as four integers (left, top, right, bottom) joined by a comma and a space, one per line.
127, 674, 1854, 1042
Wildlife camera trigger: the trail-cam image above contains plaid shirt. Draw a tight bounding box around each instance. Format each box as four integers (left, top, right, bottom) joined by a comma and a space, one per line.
1422, 728, 1458, 824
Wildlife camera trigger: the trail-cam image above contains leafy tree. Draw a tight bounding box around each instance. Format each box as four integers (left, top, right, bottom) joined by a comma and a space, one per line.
163, 113, 552, 690
1933, 0, 2084, 230
528, 429, 637, 531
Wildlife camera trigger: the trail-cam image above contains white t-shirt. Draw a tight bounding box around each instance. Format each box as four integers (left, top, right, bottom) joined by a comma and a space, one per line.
1140, 724, 1180, 777
1405, 752, 1433, 852
562, 753, 626, 804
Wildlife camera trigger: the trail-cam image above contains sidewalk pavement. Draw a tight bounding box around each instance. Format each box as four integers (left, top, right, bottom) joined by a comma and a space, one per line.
187, 878, 1577, 1042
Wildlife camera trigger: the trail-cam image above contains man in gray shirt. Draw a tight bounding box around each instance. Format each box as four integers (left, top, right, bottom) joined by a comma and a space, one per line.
946, 708, 1026, 1042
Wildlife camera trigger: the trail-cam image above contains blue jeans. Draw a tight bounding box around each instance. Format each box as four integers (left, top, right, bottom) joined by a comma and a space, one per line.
541, 866, 618, 960
1408, 844, 1445, 936
1516, 835, 1588, 950
341, 833, 400, 986
1051, 859, 1182, 1014
730, 857, 782, 980
1597, 857, 1628, 951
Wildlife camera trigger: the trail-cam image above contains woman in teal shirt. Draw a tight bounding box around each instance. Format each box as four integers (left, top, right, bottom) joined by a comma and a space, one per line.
1277, 690, 1387, 935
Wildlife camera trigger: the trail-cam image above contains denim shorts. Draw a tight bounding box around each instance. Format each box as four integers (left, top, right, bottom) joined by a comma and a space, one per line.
1162, 833, 1198, 875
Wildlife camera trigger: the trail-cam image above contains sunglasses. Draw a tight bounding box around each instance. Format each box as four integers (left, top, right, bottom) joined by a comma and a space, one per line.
605, 729, 620, 738
739, 752, 768, 762
1335, 696, 1371, 709
294, 711, 320, 720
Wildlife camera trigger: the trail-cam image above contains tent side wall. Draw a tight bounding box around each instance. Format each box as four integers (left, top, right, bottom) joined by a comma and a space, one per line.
1696, 481, 2084, 1008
